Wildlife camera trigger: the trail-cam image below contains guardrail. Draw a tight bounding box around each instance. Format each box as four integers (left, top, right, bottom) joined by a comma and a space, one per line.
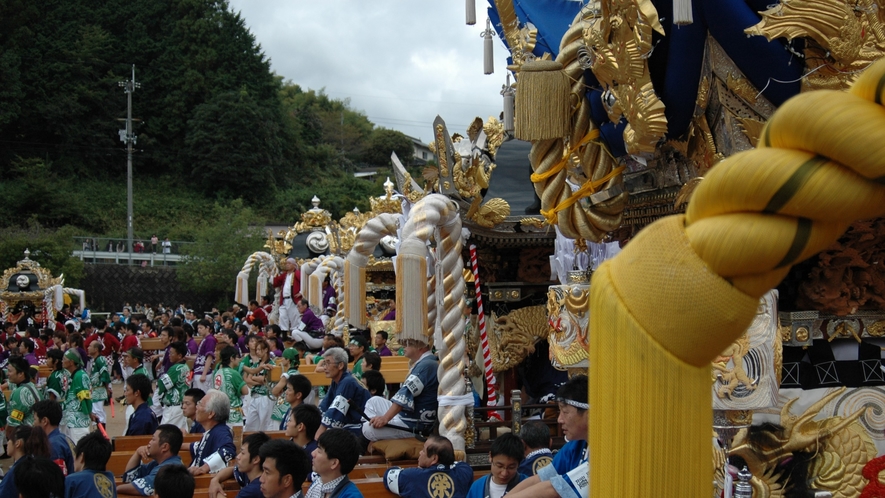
73, 237, 192, 265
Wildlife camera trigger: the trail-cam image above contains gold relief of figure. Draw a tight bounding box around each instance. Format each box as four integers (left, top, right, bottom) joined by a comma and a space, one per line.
728, 388, 874, 497
546, 285, 590, 367
488, 305, 550, 372
712, 334, 758, 399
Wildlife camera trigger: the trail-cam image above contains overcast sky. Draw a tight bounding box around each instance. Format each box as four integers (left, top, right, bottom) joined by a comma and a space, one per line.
226, 0, 510, 144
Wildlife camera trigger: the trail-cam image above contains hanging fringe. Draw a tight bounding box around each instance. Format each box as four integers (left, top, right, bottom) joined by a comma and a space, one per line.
309, 272, 323, 310
344, 258, 367, 329
515, 60, 570, 140
235, 271, 249, 305
673, 0, 693, 25
502, 73, 515, 132
466, 0, 476, 25
396, 240, 429, 343
483, 18, 494, 75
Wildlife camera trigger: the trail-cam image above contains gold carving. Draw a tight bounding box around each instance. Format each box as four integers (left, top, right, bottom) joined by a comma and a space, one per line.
488, 305, 550, 372
712, 335, 757, 399
796, 326, 810, 342
493, 0, 539, 69
0, 253, 64, 304
547, 285, 590, 366
470, 198, 511, 228
746, 0, 885, 91
867, 320, 885, 337
436, 124, 450, 178
726, 72, 758, 105
737, 117, 765, 148
730, 388, 874, 497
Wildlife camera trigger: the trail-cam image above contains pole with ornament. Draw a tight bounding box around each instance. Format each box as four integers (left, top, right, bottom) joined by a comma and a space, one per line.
469, 244, 501, 420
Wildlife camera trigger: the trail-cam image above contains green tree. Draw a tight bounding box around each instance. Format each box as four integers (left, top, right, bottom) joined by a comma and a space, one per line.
177, 200, 267, 302
362, 128, 415, 168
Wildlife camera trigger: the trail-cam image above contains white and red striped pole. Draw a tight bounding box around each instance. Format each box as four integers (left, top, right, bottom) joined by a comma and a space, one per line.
469, 244, 502, 420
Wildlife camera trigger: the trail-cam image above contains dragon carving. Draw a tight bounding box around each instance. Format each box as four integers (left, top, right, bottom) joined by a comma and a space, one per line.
488, 305, 550, 372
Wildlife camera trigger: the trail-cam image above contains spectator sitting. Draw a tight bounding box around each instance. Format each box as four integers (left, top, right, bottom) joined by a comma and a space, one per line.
186, 389, 236, 476
154, 464, 195, 498
118, 424, 184, 496
207, 432, 271, 498
306, 428, 363, 498
374, 331, 392, 357
11, 456, 64, 498
362, 351, 381, 372
362, 369, 387, 398
65, 431, 115, 498
467, 433, 527, 498
315, 347, 370, 440
383, 435, 473, 498
257, 439, 311, 498
518, 421, 554, 476
32, 399, 75, 477
285, 403, 321, 466
347, 335, 369, 381
182, 388, 206, 434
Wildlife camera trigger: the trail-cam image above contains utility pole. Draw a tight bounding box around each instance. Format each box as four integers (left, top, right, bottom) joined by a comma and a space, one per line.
118, 65, 140, 265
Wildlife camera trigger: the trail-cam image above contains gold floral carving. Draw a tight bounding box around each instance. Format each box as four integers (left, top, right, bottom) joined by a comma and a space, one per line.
488, 305, 550, 372
712, 335, 757, 400
746, 0, 885, 91
737, 117, 765, 148
402, 172, 427, 204
547, 285, 590, 366
470, 198, 511, 228
492, 0, 538, 68
726, 72, 758, 105
867, 320, 885, 337
730, 388, 874, 497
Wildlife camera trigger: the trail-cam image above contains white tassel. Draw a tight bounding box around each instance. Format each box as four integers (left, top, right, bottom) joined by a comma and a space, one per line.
673, 0, 693, 25
483, 18, 494, 75
502, 73, 514, 132
466, 0, 476, 25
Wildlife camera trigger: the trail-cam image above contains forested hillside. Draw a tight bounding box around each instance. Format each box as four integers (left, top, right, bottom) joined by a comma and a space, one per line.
0, 0, 416, 238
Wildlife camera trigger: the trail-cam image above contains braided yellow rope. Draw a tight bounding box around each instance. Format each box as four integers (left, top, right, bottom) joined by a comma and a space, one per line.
529, 14, 628, 240
588, 60, 885, 497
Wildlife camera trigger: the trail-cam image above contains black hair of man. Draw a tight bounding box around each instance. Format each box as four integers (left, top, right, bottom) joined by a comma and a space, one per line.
267, 324, 282, 337
74, 430, 113, 471
21, 338, 35, 353
197, 319, 212, 330
376, 330, 388, 341
46, 348, 64, 371
13, 456, 64, 498
223, 329, 238, 345
170, 316, 183, 327
349, 335, 368, 351
519, 421, 551, 450
258, 439, 311, 490
242, 432, 271, 463
363, 352, 381, 371
32, 399, 63, 427
168, 341, 188, 358
92, 317, 107, 331
490, 433, 525, 462
220, 345, 238, 368
291, 404, 322, 440
316, 428, 361, 475
154, 464, 195, 498
156, 424, 184, 455
556, 374, 588, 409
126, 373, 153, 402
184, 388, 205, 404
287, 372, 313, 401
9, 356, 32, 382
362, 370, 386, 397
252, 316, 264, 329
249, 300, 259, 307
425, 435, 456, 467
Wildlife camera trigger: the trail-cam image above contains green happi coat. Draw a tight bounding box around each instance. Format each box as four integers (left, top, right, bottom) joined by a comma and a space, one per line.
214, 366, 246, 424
89, 356, 111, 401
239, 355, 274, 396
62, 368, 92, 429
7, 381, 41, 427
44, 368, 70, 401
157, 362, 189, 407
270, 368, 300, 424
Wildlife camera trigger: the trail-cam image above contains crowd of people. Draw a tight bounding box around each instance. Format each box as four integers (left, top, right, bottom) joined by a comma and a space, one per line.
0, 264, 583, 498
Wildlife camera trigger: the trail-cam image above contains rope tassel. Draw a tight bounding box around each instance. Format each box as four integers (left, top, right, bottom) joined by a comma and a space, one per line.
483, 18, 494, 75
515, 60, 570, 140
466, 0, 476, 25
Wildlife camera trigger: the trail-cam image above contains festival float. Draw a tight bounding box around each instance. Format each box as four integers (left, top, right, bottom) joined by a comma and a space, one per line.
238, 0, 885, 495
0, 249, 86, 331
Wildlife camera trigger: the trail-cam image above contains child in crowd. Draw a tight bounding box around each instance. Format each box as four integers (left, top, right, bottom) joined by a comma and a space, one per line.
206, 432, 271, 498
242, 340, 274, 431
213, 346, 248, 427
466, 433, 527, 498
270, 348, 300, 430
306, 429, 364, 498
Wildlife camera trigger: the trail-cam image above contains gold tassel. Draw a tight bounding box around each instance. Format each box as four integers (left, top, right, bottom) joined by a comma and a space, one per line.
309, 272, 322, 309
300, 263, 312, 304
515, 60, 570, 140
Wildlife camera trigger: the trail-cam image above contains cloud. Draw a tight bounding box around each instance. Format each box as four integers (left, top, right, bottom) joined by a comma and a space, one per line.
227, 0, 508, 142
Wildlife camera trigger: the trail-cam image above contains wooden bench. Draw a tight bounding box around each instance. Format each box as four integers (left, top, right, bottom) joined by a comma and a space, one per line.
302, 369, 410, 387
112, 433, 204, 451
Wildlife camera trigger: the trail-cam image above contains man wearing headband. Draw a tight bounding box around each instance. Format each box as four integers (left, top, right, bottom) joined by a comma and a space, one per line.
61, 349, 93, 444
506, 375, 589, 498
272, 258, 302, 334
